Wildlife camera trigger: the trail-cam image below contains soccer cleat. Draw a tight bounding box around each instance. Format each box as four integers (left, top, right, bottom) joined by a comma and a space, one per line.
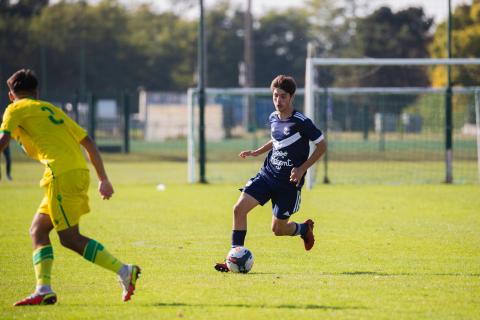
119, 265, 141, 302
14, 292, 57, 306
301, 219, 315, 251
214, 262, 229, 273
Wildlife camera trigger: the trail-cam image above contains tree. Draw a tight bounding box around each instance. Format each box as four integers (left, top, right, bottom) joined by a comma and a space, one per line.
304, 0, 357, 58
351, 6, 433, 88
0, 0, 49, 104
254, 9, 313, 87
0, 0, 48, 17
321, 5, 434, 129
29, 0, 132, 98
28, 0, 198, 97
126, 4, 196, 90
429, 0, 480, 87
204, 1, 244, 87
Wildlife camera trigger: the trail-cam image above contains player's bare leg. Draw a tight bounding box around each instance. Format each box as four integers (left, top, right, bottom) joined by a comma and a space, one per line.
57, 225, 89, 254
271, 217, 297, 236
215, 192, 259, 272
232, 192, 259, 230
30, 213, 54, 249
272, 216, 315, 250
14, 213, 57, 306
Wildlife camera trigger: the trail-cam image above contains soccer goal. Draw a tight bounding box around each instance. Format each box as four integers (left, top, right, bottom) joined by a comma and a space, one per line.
304, 58, 480, 187
187, 87, 304, 184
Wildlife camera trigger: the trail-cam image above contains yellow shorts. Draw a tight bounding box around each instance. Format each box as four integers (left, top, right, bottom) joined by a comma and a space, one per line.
37, 169, 90, 231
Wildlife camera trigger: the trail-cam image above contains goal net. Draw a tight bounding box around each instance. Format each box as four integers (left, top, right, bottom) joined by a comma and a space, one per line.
186, 87, 303, 183
304, 58, 480, 187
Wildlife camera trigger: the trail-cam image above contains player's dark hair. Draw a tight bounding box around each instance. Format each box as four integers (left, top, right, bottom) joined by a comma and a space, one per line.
270, 75, 296, 96
7, 69, 38, 94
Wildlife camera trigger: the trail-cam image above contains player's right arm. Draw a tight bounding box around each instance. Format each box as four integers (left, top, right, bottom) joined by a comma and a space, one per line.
0, 105, 17, 153
239, 140, 273, 158
80, 136, 114, 200
0, 132, 11, 153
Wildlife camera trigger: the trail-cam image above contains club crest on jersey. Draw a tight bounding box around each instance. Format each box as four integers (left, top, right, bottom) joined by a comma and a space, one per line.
283, 126, 291, 136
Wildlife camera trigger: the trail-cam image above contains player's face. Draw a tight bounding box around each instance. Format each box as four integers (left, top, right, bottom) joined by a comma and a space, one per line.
272, 88, 293, 113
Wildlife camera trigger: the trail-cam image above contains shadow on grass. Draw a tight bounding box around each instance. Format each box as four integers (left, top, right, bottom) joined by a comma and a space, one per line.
339, 271, 480, 277
151, 302, 364, 310
241, 272, 278, 275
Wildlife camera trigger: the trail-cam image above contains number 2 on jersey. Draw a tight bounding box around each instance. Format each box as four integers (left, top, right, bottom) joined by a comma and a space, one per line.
41, 106, 64, 125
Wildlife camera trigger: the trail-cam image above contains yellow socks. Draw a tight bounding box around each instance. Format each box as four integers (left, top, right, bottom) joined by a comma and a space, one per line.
83, 239, 123, 274
32, 240, 124, 294
33, 245, 54, 287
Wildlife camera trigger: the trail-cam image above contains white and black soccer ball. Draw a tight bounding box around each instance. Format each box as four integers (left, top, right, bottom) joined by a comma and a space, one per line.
226, 246, 254, 273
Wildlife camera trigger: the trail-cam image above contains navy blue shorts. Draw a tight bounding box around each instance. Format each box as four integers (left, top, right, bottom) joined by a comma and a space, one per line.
241, 173, 302, 220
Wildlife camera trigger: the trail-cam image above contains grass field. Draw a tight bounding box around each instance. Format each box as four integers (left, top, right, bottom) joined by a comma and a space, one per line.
0, 161, 479, 319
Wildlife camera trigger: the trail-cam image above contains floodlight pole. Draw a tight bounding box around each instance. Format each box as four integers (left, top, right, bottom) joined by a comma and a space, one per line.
244, 0, 256, 139
445, 0, 453, 183
198, 0, 207, 183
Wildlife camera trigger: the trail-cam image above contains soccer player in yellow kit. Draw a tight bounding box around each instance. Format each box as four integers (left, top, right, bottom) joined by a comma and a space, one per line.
0, 69, 141, 306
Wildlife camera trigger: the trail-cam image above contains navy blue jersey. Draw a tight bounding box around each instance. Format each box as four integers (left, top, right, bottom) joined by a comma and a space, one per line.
260, 110, 324, 184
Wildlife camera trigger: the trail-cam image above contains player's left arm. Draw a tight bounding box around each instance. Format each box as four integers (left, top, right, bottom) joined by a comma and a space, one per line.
80, 136, 114, 200
290, 140, 327, 186
290, 117, 327, 186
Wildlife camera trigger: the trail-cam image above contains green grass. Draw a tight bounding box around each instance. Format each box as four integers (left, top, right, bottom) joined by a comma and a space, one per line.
7, 135, 479, 184
0, 161, 479, 319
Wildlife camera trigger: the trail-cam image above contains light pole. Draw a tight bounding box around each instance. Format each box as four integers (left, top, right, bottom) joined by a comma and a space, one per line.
198, 0, 207, 183
244, 0, 256, 147
445, 0, 453, 183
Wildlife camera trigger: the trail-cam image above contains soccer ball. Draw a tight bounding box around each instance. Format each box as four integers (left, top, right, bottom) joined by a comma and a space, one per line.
226, 246, 254, 273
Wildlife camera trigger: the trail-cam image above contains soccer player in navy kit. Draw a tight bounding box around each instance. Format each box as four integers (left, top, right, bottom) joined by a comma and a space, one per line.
215, 75, 327, 272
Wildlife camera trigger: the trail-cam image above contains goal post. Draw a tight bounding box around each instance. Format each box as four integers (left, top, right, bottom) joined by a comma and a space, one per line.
304, 57, 480, 188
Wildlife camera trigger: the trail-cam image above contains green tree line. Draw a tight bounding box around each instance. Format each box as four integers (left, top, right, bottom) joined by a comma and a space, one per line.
0, 0, 478, 103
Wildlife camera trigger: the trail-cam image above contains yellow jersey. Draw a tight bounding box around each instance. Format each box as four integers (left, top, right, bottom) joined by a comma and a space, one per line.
0, 98, 88, 184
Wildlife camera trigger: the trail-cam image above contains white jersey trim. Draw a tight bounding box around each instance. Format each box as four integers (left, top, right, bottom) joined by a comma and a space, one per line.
293, 113, 306, 121
312, 135, 325, 144
272, 132, 302, 150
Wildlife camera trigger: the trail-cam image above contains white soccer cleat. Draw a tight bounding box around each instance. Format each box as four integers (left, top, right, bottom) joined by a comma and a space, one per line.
118, 264, 141, 302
